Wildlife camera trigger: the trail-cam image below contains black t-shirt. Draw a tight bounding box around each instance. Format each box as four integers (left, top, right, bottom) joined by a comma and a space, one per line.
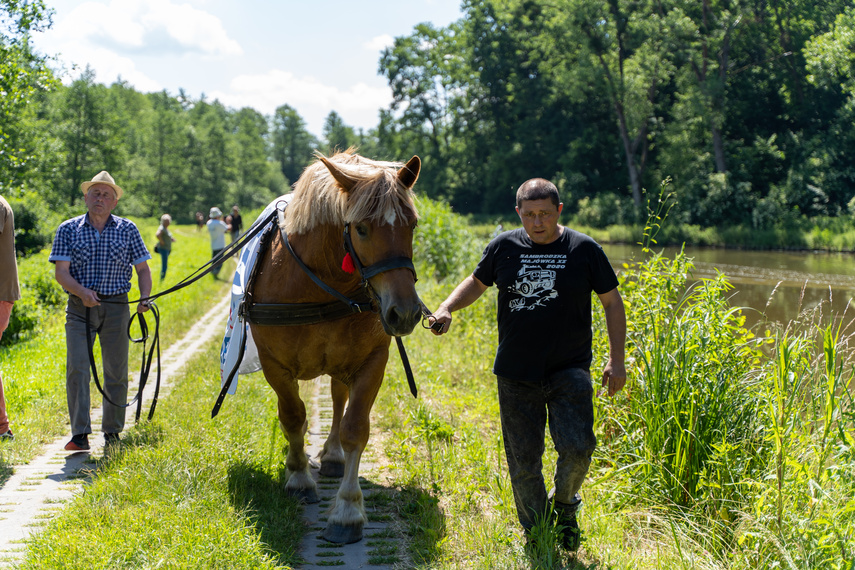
473, 227, 619, 381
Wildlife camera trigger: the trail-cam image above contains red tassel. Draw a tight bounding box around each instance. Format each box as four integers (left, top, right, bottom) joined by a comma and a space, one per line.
341, 252, 355, 273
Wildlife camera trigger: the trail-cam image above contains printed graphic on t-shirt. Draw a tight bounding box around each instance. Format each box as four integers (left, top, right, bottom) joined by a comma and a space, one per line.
507, 253, 566, 311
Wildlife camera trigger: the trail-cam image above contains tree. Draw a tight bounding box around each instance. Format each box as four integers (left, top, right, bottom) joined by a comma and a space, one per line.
145, 90, 187, 215
0, 0, 56, 194
321, 111, 357, 153
53, 68, 111, 206
546, 0, 679, 207
231, 107, 275, 209
380, 22, 467, 202
271, 104, 316, 186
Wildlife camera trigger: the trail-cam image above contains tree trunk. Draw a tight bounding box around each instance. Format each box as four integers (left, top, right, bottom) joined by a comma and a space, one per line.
712, 123, 727, 173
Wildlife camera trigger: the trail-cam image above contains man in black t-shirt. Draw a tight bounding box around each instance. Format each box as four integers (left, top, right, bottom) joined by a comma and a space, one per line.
430, 178, 626, 551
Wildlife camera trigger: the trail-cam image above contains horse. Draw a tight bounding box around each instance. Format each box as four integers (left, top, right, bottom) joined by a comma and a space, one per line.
248, 150, 422, 544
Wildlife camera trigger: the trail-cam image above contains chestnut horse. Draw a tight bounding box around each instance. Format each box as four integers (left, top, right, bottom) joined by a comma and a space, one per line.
249, 151, 422, 544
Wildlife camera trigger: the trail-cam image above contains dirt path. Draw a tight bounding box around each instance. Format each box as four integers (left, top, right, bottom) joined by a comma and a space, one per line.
0, 295, 407, 569
298, 379, 405, 569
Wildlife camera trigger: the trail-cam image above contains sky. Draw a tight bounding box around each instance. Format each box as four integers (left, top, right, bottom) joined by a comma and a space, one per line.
29, 0, 464, 137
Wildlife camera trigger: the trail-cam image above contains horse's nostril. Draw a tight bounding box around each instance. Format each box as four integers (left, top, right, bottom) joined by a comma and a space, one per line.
386, 308, 401, 327
383, 304, 421, 334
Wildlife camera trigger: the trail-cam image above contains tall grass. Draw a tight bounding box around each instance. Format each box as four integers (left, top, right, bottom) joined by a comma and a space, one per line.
374, 194, 855, 568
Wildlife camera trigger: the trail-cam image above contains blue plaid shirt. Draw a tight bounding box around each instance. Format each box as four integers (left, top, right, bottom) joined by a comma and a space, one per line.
49, 214, 151, 296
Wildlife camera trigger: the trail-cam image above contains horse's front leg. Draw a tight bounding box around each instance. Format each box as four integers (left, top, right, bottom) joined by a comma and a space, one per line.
318, 378, 348, 477
323, 356, 386, 543
275, 378, 319, 504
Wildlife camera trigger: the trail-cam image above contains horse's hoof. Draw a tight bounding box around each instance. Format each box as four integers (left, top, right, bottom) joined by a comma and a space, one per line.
323, 522, 363, 544
319, 460, 345, 478
287, 487, 320, 504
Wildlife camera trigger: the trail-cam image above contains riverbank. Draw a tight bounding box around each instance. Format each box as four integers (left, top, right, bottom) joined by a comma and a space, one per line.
471, 216, 855, 252
580, 218, 855, 252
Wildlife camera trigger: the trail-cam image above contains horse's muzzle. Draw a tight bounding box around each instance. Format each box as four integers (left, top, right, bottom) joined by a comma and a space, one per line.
380, 300, 422, 336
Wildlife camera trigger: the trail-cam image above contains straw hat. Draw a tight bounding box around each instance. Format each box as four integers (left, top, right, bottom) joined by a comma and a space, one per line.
209, 207, 223, 218
80, 171, 123, 199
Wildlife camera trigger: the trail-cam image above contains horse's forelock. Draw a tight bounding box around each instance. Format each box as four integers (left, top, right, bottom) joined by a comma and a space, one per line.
344, 169, 418, 227
285, 153, 417, 234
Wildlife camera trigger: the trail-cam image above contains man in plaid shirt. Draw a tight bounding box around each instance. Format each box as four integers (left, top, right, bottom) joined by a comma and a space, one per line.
50, 171, 152, 451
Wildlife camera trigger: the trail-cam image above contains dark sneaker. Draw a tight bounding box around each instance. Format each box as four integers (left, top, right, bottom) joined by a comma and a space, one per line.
0, 429, 13, 442
551, 492, 583, 552
104, 433, 121, 447
64, 434, 90, 451
559, 516, 581, 551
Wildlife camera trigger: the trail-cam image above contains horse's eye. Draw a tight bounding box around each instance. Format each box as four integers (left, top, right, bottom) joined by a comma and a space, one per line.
355, 223, 369, 238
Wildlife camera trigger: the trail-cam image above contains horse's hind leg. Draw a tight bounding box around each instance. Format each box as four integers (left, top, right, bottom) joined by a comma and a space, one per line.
318, 378, 347, 478
274, 378, 319, 504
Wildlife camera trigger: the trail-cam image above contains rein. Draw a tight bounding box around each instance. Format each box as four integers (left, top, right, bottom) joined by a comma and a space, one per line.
85, 304, 161, 422
83, 210, 277, 421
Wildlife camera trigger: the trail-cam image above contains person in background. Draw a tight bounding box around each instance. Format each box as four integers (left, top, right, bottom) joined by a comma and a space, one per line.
155, 214, 176, 280
429, 177, 626, 552
230, 205, 243, 243
207, 207, 229, 280
49, 171, 152, 451
0, 195, 21, 441
195, 211, 204, 231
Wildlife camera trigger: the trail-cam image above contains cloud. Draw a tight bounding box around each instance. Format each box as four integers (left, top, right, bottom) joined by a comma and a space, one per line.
364, 34, 395, 53
209, 70, 392, 136
43, 0, 241, 57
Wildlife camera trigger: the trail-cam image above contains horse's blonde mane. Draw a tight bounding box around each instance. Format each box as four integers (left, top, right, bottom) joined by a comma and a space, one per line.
284, 150, 418, 235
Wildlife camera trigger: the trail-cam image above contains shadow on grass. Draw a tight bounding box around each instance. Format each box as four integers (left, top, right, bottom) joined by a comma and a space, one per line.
394, 483, 447, 566
227, 461, 303, 566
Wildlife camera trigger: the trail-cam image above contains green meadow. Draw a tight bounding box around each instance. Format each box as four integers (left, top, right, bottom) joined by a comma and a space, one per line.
1, 200, 852, 569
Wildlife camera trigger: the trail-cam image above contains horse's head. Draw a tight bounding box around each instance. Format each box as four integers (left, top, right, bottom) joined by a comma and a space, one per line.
321, 154, 423, 337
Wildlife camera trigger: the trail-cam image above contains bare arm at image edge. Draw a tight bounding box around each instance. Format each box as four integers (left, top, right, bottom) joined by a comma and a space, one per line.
428, 274, 489, 335
597, 287, 627, 397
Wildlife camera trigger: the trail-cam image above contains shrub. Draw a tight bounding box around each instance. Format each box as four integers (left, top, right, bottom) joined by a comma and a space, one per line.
414, 196, 481, 281
1, 250, 64, 345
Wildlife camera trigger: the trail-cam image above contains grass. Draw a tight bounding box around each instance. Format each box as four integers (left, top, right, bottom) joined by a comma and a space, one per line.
20, 342, 302, 569
3, 203, 854, 569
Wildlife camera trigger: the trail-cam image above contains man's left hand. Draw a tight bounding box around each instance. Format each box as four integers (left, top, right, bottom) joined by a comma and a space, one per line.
137, 300, 151, 313
601, 360, 626, 397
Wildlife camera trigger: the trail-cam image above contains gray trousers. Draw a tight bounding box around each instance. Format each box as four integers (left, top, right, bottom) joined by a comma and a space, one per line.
65, 294, 129, 436
497, 367, 596, 530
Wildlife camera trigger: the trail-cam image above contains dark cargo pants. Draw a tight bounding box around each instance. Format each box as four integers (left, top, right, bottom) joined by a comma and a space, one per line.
497, 367, 596, 531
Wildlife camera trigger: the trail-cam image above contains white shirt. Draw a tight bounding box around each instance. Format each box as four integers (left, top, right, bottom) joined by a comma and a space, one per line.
207, 219, 228, 250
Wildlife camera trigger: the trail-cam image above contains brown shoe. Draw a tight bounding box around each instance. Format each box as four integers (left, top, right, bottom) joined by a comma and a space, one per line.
64, 434, 90, 451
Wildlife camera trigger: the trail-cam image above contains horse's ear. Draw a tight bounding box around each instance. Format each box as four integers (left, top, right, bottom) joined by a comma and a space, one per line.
398, 156, 421, 189
320, 157, 358, 192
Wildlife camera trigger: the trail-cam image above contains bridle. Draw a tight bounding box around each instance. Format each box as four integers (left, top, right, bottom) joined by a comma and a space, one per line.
276, 207, 429, 399
342, 222, 417, 284
274, 204, 420, 318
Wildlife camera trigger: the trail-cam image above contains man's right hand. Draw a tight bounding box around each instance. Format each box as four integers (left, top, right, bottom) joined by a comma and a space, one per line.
80, 288, 101, 307
428, 309, 452, 336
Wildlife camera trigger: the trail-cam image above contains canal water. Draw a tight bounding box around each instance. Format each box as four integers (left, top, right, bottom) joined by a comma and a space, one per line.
603, 244, 855, 328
